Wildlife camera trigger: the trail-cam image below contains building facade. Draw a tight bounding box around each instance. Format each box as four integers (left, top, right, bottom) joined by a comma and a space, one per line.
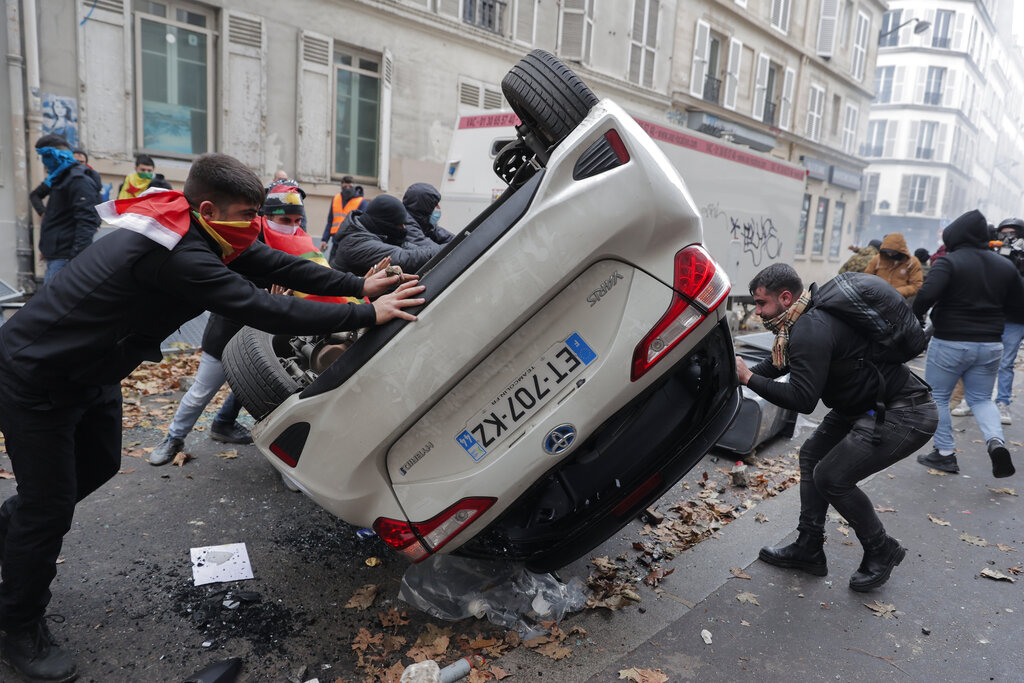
2, 0, 882, 290
862, 0, 1024, 252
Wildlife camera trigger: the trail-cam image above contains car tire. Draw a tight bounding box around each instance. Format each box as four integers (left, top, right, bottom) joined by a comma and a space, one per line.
502, 49, 600, 149
222, 326, 302, 421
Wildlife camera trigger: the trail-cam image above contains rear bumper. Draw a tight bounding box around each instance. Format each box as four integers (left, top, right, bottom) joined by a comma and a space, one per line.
455, 319, 740, 572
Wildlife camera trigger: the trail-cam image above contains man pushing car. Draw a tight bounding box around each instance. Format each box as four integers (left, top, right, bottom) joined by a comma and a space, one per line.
0, 153, 423, 682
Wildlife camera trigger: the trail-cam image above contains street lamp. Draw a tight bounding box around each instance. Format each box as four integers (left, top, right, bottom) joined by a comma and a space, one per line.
878, 18, 931, 44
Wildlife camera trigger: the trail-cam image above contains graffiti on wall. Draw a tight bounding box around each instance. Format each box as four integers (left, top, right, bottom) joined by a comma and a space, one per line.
42, 94, 79, 149
730, 216, 782, 267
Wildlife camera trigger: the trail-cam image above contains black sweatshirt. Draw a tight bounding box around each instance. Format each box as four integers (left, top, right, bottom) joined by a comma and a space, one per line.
0, 219, 375, 391
36, 164, 102, 260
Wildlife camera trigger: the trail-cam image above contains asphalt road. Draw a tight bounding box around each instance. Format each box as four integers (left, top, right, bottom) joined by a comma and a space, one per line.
0, 361, 1021, 682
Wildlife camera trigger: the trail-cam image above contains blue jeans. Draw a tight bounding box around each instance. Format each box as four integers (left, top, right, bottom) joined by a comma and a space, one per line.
996, 322, 1024, 405
798, 401, 937, 545
926, 338, 1004, 451
43, 259, 68, 285
167, 353, 241, 440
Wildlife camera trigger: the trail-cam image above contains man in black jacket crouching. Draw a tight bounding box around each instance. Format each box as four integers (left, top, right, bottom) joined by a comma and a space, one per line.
735, 264, 937, 593
0, 154, 424, 682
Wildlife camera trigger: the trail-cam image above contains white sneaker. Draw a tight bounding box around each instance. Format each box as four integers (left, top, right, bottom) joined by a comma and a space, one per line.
950, 399, 972, 417
997, 402, 1012, 425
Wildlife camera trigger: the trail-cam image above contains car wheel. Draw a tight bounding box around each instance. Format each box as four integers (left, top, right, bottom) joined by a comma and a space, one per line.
222, 326, 303, 421
502, 49, 599, 150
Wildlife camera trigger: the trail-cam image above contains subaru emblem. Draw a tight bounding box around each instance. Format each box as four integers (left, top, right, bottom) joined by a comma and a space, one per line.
543, 424, 577, 455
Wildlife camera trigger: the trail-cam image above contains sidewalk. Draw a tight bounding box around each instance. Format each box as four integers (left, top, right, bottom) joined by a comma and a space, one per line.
588, 400, 1024, 680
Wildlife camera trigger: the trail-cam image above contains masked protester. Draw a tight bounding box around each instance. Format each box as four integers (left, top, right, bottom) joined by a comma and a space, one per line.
0, 153, 425, 682
913, 210, 1024, 477
402, 182, 455, 246
31, 134, 102, 284
329, 194, 442, 275
736, 263, 936, 592
864, 233, 923, 300
320, 175, 366, 256
117, 154, 171, 199
838, 239, 881, 274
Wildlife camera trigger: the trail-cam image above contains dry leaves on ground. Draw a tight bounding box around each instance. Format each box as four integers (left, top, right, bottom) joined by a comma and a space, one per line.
959, 532, 990, 547
980, 568, 1016, 582
730, 567, 751, 580
213, 450, 238, 460
0, 469, 15, 480
736, 591, 760, 606
587, 556, 641, 610
997, 543, 1018, 553
864, 601, 897, 619
987, 487, 1017, 496
344, 584, 378, 611
928, 514, 951, 526
618, 667, 669, 683
171, 451, 194, 467
925, 468, 950, 476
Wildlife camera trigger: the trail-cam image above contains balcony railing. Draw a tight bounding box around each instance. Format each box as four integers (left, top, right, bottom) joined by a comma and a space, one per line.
932, 36, 951, 49
703, 75, 722, 105
762, 101, 777, 126
915, 148, 935, 160
923, 91, 943, 105
860, 144, 883, 157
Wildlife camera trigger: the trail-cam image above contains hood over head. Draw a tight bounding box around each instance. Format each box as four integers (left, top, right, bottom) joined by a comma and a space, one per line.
402, 183, 441, 225
362, 194, 408, 245
943, 209, 990, 251
879, 232, 911, 258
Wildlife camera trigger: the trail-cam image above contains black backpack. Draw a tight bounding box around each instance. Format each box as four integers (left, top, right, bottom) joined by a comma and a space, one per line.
811, 272, 927, 364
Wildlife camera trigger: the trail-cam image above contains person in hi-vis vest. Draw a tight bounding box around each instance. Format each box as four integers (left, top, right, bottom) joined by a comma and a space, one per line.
320, 175, 366, 258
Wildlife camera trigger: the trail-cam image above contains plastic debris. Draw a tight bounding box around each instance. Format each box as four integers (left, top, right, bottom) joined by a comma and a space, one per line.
399, 555, 587, 639
356, 528, 377, 540
701, 629, 713, 644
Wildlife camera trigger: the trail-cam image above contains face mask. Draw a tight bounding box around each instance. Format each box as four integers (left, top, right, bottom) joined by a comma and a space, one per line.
265, 218, 300, 235
192, 210, 261, 263
37, 147, 77, 175
429, 208, 442, 226
138, 172, 154, 180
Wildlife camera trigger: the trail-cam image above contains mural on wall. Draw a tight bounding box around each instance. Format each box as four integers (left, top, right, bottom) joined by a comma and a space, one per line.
42, 94, 79, 149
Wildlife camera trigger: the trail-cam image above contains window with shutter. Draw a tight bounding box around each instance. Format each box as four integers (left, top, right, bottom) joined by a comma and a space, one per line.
689, 20, 711, 98
841, 104, 858, 154
559, 0, 593, 63
878, 9, 901, 48
513, 0, 537, 45
779, 66, 794, 130
332, 45, 384, 180
723, 38, 743, 110
816, 0, 839, 58
751, 52, 769, 120
628, 0, 659, 88
458, 77, 504, 110
771, 0, 791, 34
805, 84, 825, 142
850, 11, 869, 81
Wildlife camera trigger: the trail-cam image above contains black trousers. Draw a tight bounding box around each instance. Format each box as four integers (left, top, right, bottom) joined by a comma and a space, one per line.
797, 400, 938, 545
0, 370, 121, 628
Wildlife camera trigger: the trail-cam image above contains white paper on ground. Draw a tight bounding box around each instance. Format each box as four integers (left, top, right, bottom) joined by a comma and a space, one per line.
190, 542, 254, 586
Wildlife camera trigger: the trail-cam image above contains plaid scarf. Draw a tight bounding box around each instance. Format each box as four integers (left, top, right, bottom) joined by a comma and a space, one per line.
762, 290, 812, 369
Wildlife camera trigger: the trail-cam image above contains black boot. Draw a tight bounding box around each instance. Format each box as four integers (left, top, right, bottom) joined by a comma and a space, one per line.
0, 618, 78, 682
849, 534, 906, 592
758, 531, 827, 576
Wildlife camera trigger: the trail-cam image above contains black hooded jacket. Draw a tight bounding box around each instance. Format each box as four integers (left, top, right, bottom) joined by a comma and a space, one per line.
37, 164, 102, 260
913, 210, 1024, 341
329, 196, 441, 274
402, 183, 454, 246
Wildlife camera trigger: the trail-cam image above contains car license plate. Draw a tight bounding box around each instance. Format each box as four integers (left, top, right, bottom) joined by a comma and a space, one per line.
456, 333, 596, 462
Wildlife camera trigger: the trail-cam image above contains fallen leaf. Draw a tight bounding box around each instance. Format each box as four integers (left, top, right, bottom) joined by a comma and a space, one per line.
171, 451, 194, 467
345, 584, 378, 610
997, 543, 1017, 553
0, 469, 15, 480
644, 567, 674, 587
987, 487, 1017, 496
873, 505, 897, 513
379, 607, 410, 628
365, 557, 381, 567
736, 591, 760, 605
959, 532, 990, 547
926, 468, 950, 476
837, 525, 850, 537
535, 641, 571, 660
730, 567, 751, 580
754, 512, 769, 524
489, 665, 511, 680
351, 628, 383, 652
700, 629, 713, 644
592, 556, 618, 573
618, 667, 669, 683
213, 449, 238, 459
864, 600, 897, 619
1008, 565, 1023, 575
928, 514, 951, 526
117, 469, 135, 475
740, 619, 751, 626
980, 568, 1016, 582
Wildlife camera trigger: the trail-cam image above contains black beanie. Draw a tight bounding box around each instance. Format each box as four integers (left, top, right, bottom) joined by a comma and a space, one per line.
363, 195, 409, 245
868, 239, 882, 249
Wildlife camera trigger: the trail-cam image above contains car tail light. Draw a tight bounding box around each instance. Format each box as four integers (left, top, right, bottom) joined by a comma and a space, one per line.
373, 497, 496, 563
268, 422, 310, 467
573, 130, 630, 180
631, 245, 730, 381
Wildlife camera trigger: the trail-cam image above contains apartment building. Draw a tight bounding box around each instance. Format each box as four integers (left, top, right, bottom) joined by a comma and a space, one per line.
862, 0, 1024, 252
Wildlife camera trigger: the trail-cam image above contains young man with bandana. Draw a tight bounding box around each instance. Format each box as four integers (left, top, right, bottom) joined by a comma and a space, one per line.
0, 154, 424, 682
31, 134, 102, 284
735, 263, 937, 593
116, 154, 171, 200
